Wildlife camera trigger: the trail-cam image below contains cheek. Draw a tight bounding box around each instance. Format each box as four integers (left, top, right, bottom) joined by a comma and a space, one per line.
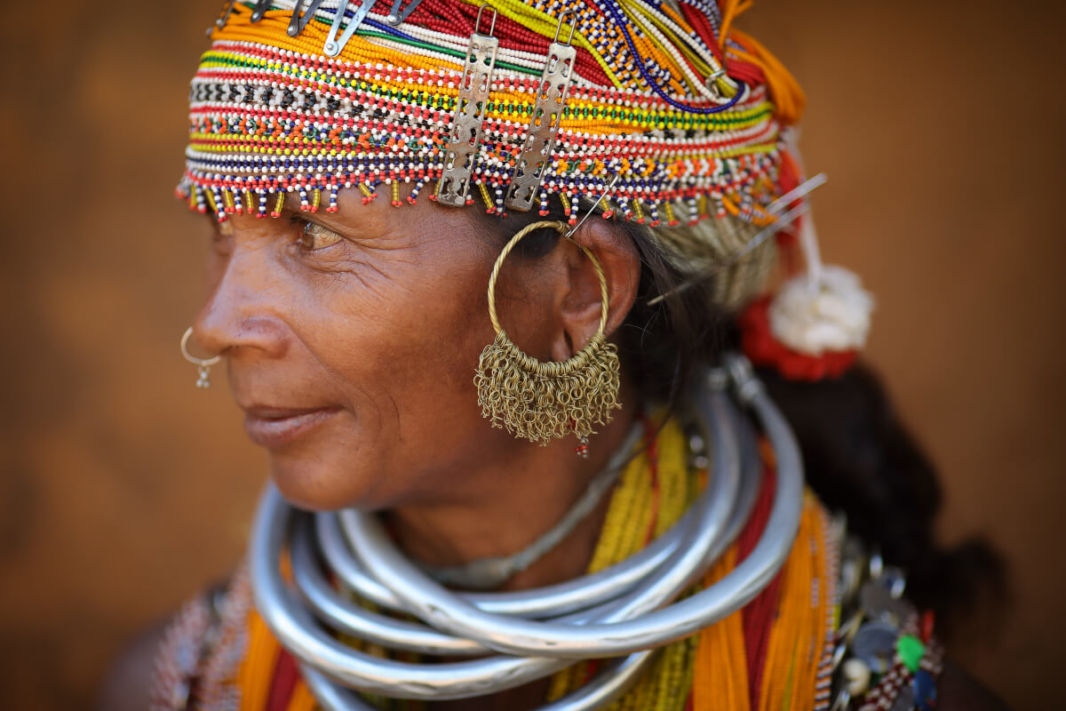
296, 258, 495, 436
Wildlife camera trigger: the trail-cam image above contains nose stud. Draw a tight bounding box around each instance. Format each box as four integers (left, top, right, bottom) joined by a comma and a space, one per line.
180, 327, 222, 389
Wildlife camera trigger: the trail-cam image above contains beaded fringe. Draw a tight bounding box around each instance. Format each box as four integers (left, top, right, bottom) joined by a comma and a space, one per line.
177, 167, 780, 229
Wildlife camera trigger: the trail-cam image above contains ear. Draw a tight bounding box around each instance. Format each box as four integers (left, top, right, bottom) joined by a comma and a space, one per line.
550, 218, 641, 362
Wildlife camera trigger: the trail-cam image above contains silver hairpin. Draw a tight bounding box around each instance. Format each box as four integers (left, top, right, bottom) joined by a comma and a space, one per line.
323, 0, 376, 57
207, 0, 237, 36
250, 0, 272, 22
565, 174, 621, 238
288, 0, 326, 37
387, 0, 424, 25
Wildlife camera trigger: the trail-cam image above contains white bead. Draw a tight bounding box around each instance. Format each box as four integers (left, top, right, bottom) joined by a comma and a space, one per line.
842, 658, 871, 696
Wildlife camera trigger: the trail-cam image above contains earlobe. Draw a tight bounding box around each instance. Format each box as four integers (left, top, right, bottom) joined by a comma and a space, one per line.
553, 218, 641, 362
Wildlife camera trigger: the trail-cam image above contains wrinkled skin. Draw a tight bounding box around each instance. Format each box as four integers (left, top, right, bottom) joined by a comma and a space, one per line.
98, 190, 1009, 710
192, 188, 641, 571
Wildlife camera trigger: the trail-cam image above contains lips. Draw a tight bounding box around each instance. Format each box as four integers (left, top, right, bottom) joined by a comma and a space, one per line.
242, 405, 342, 449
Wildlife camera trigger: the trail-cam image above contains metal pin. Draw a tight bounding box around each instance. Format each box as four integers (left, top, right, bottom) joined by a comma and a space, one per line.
250, 0, 273, 23
207, 0, 236, 36
386, 0, 424, 25
565, 174, 620, 238
323, 0, 376, 57
288, 0, 326, 37
216, 0, 236, 27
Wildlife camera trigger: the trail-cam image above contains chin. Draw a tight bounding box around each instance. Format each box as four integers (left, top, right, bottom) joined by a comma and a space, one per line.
267, 449, 389, 512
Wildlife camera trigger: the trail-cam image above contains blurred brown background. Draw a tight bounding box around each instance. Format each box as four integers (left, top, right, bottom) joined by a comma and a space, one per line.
1, 0, 1063, 708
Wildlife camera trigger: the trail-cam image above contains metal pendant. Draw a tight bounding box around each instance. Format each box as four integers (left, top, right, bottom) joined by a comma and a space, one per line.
435, 5, 499, 207
504, 12, 577, 212
850, 620, 899, 675
859, 580, 915, 626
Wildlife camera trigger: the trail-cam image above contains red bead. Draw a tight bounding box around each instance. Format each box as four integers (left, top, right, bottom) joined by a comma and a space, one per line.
920, 611, 935, 643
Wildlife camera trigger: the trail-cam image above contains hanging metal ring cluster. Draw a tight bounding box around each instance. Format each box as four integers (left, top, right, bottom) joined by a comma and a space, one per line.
249, 356, 806, 709
474, 221, 622, 445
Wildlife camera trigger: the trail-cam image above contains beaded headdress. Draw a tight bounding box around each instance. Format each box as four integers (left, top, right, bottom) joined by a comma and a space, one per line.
179, 0, 881, 361
179, 0, 804, 230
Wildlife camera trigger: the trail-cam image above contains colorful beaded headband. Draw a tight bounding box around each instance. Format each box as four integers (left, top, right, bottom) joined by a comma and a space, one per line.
179, 0, 804, 228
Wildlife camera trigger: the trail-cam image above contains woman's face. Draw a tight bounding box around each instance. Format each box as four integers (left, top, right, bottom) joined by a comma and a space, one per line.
194, 190, 562, 511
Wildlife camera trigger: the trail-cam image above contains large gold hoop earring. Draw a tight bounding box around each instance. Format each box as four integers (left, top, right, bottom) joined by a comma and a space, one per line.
474, 220, 622, 446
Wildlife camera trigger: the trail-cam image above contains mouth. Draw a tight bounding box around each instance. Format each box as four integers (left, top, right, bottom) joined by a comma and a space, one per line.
242, 405, 342, 449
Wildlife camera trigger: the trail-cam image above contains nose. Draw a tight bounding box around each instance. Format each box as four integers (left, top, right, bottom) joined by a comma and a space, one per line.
192, 236, 290, 361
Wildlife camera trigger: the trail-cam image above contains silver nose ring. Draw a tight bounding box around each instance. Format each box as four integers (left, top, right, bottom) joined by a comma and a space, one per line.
180, 327, 222, 389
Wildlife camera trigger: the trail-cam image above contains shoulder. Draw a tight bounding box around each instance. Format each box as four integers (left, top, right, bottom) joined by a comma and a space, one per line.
98, 570, 251, 711
96, 619, 169, 711
937, 661, 1011, 711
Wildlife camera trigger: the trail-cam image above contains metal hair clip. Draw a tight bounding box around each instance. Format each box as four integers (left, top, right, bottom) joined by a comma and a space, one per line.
288, 0, 326, 37
207, 0, 236, 35
323, 0, 376, 57
435, 4, 499, 207
250, 0, 273, 23
387, 0, 424, 26
504, 11, 578, 212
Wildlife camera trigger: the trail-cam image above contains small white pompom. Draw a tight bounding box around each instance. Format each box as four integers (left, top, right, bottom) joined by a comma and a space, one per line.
768, 265, 874, 355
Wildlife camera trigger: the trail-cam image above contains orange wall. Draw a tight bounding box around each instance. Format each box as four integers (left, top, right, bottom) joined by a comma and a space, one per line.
1, 1, 1062, 707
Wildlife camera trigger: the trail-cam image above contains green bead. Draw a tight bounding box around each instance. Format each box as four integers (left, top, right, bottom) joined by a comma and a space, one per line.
897, 634, 926, 673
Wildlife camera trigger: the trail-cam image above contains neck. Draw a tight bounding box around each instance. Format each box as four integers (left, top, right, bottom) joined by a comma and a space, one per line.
384, 384, 639, 591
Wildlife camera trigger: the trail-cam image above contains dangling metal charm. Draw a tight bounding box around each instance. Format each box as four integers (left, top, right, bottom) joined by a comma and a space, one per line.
575, 434, 590, 459
505, 11, 577, 212
435, 4, 499, 207
180, 327, 222, 390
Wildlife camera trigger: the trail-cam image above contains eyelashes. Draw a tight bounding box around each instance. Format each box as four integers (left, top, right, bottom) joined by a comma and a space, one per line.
292, 216, 344, 251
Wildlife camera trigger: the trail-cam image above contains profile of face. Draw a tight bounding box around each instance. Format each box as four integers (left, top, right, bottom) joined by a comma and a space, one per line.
193, 190, 638, 512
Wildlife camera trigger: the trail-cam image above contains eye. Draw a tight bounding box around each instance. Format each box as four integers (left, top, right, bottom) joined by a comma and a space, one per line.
297, 219, 344, 251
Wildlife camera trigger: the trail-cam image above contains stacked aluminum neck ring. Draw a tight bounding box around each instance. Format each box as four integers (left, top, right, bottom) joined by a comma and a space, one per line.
249, 355, 805, 710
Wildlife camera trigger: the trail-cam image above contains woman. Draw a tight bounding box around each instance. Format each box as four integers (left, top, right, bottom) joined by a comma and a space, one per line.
104, 0, 1004, 709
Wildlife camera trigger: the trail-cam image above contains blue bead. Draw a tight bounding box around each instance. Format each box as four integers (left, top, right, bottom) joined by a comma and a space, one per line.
913, 669, 937, 711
